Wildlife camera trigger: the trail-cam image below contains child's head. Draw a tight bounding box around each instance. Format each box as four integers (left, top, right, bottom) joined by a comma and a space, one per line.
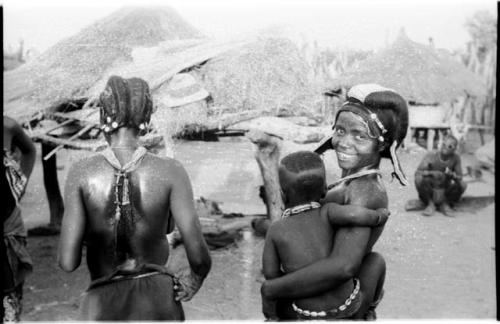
440, 134, 458, 156
327, 84, 409, 185
279, 151, 326, 205
99, 75, 153, 135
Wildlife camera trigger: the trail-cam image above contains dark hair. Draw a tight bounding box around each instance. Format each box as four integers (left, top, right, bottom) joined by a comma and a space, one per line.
362, 90, 409, 158
99, 76, 153, 133
280, 151, 325, 201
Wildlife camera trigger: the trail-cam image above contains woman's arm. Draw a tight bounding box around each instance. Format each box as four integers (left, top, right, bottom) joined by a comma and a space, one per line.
169, 160, 211, 301
10, 119, 36, 179
262, 179, 386, 300
262, 226, 370, 299
58, 162, 86, 272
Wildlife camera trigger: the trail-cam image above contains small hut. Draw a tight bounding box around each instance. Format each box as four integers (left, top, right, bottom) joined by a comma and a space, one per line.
333, 29, 487, 150
2, 6, 243, 231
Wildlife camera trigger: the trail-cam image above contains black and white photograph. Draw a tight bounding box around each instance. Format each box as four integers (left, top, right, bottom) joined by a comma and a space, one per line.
2, 0, 496, 321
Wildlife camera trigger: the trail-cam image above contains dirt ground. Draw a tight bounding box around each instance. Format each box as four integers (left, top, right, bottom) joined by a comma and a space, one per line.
17, 132, 495, 320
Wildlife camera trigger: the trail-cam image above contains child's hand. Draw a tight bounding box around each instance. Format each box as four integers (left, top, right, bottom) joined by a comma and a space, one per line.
375, 208, 390, 226
261, 295, 279, 321
173, 270, 204, 302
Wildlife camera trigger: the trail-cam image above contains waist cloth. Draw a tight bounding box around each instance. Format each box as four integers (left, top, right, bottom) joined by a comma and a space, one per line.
79, 263, 184, 321
3, 205, 33, 293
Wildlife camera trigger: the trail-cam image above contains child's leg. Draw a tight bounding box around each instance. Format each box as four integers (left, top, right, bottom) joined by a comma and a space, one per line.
352, 252, 386, 320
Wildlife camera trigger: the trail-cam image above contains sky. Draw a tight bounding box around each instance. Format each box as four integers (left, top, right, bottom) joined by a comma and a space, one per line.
2, 0, 497, 54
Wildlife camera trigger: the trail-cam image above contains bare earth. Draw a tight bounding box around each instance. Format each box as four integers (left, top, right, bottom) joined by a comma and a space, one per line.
19, 137, 495, 320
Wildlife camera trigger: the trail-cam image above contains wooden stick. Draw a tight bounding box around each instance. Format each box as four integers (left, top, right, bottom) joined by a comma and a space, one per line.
45, 118, 76, 135
43, 124, 95, 161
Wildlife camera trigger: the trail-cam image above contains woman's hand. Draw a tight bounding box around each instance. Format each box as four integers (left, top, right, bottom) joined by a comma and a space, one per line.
173, 270, 204, 302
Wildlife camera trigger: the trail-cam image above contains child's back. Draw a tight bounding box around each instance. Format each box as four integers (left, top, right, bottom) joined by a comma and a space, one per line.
267, 206, 356, 314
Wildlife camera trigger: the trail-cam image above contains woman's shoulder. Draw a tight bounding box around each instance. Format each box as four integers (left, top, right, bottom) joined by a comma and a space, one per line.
345, 174, 388, 209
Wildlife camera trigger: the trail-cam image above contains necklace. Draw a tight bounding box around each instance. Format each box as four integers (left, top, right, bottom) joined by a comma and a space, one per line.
328, 169, 381, 189
282, 202, 321, 219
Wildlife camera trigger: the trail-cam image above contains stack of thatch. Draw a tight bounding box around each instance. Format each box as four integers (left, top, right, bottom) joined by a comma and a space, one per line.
198, 37, 322, 116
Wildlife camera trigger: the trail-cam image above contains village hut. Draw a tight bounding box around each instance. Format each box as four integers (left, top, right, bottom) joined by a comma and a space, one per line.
332, 29, 487, 150
4, 6, 320, 240
2, 6, 248, 234
4, 7, 205, 121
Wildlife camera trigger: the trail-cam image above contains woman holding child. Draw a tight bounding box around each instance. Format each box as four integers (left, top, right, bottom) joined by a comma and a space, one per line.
261, 84, 409, 320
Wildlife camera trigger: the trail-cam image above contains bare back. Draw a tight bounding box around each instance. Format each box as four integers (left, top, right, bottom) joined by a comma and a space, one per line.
62, 151, 183, 280
268, 208, 349, 311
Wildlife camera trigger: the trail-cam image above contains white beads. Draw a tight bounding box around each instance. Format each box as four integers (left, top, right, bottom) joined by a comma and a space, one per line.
111, 121, 118, 128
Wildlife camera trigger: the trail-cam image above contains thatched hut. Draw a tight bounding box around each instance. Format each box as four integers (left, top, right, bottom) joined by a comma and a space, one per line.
2, 6, 239, 232
198, 36, 322, 117
332, 29, 487, 150
4, 7, 205, 120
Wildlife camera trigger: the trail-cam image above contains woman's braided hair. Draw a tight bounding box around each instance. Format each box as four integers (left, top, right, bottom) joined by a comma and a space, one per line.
99, 76, 153, 133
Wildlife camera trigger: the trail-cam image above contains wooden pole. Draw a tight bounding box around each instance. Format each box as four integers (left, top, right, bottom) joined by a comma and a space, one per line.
246, 129, 284, 223
43, 124, 95, 161
41, 143, 64, 229
427, 129, 435, 151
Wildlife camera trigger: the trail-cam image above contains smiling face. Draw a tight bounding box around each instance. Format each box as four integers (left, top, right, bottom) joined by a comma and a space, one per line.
331, 111, 381, 172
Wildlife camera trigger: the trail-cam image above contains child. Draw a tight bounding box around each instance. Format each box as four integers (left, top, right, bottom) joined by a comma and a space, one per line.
262, 151, 389, 320
261, 84, 409, 320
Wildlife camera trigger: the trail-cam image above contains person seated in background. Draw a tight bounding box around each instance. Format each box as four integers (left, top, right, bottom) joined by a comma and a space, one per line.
58, 76, 211, 321
410, 134, 467, 217
3, 115, 36, 322
262, 151, 390, 320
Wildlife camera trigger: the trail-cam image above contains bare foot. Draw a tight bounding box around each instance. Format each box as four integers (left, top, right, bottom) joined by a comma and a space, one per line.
405, 199, 426, 211
422, 202, 436, 217
440, 202, 455, 217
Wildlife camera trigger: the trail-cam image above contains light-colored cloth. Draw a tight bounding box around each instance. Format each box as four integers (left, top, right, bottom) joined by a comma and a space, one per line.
4, 149, 27, 206
3, 284, 23, 322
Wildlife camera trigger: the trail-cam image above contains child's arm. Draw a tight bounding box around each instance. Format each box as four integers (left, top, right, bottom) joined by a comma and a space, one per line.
261, 226, 282, 320
323, 202, 389, 227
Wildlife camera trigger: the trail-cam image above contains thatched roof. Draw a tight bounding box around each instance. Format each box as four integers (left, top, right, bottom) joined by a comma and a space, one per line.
4, 6, 209, 120
334, 30, 486, 104
198, 37, 320, 115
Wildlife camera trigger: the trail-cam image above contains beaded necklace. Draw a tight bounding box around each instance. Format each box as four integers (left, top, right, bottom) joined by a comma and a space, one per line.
101, 146, 148, 260
281, 202, 322, 219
